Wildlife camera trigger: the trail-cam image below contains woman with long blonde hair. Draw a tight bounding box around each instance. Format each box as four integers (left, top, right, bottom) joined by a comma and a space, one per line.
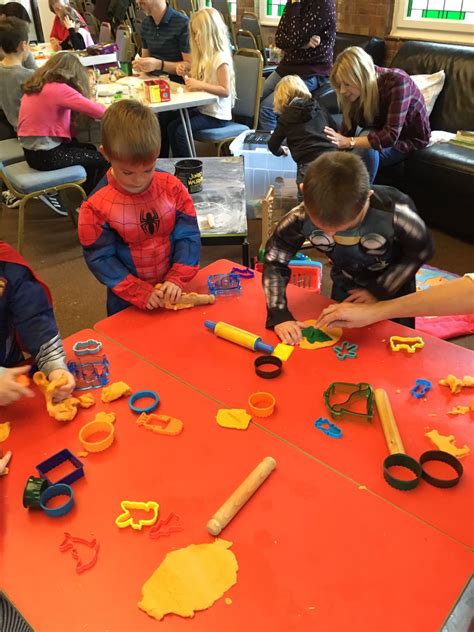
17, 53, 107, 202
324, 46, 430, 182
170, 8, 235, 156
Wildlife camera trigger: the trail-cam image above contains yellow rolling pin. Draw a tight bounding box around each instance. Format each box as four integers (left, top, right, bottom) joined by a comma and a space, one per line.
207, 456, 277, 536
204, 320, 275, 353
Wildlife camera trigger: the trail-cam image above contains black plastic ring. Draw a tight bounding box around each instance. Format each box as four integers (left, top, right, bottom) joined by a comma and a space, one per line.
419, 450, 463, 488
383, 453, 422, 491
254, 355, 282, 379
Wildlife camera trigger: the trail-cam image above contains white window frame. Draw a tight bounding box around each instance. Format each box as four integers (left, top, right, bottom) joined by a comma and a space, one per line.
391, 0, 474, 44
259, 0, 286, 26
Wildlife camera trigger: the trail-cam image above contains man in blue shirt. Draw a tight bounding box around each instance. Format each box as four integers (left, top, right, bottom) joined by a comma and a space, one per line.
133, 0, 191, 157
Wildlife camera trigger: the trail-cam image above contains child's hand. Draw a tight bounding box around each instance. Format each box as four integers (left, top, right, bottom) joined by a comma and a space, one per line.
157, 281, 182, 305
280, 146, 290, 156
176, 61, 190, 77
48, 369, 76, 401
0, 367, 34, 406
274, 320, 306, 345
63, 16, 75, 29
50, 37, 61, 52
184, 77, 203, 91
0, 450, 12, 476
344, 289, 377, 304
146, 288, 164, 310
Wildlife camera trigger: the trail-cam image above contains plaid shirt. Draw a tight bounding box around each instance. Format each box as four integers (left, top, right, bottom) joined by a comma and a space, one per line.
344, 67, 431, 154
276, 0, 336, 77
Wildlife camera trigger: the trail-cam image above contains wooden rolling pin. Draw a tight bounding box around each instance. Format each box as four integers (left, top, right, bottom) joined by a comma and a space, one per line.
207, 456, 277, 536
154, 284, 215, 310
374, 388, 405, 454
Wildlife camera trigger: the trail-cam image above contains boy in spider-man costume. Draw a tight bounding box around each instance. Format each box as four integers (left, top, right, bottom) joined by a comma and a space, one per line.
78, 100, 200, 316
263, 153, 434, 345
0, 241, 75, 407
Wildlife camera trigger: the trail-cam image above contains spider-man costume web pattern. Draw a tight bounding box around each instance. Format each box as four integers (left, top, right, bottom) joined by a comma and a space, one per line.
79, 170, 200, 311
263, 185, 434, 328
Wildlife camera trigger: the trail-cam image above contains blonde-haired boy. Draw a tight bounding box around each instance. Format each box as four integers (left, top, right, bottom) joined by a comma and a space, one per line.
78, 100, 201, 315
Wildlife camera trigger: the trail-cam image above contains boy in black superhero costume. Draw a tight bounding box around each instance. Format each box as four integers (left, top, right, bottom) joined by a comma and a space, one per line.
263, 153, 434, 345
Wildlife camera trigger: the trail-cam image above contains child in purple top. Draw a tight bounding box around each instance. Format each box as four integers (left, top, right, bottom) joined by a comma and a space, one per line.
324, 46, 430, 182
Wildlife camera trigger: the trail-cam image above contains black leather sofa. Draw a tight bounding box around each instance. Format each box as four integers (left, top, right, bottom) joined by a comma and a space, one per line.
333, 32, 385, 66
381, 41, 474, 242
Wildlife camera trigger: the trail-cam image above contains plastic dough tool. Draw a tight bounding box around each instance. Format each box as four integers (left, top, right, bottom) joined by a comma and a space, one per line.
374, 388, 463, 491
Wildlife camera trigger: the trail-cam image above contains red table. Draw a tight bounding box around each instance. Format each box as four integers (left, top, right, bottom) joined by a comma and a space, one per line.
1, 331, 471, 631
95, 260, 474, 548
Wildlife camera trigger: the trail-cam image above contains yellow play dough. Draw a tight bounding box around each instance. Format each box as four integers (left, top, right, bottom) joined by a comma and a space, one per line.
299, 320, 343, 350
0, 422, 11, 442
216, 409, 252, 430
138, 539, 238, 621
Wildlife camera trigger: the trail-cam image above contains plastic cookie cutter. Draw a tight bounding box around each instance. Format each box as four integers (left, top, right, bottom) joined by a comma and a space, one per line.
411, 379, 432, 399
389, 336, 425, 353
36, 449, 85, 486
128, 390, 160, 414
207, 273, 241, 296
136, 413, 183, 436
149, 512, 184, 539
229, 266, 255, 279
314, 417, 342, 438
72, 339, 103, 356
40, 483, 75, 517
375, 388, 463, 490
334, 341, 358, 360
23, 475, 49, 509
323, 382, 374, 421
115, 500, 159, 530
78, 417, 115, 453
248, 392, 276, 418
59, 532, 100, 574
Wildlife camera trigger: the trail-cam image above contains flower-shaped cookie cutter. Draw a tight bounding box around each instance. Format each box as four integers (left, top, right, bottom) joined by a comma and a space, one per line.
334, 341, 358, 360
314, 417, 342, 438
323, 382, 374, 421
115, 500, 159, 530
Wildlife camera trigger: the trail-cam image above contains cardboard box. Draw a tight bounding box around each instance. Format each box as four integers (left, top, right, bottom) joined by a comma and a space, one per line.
144, 79, 171, 103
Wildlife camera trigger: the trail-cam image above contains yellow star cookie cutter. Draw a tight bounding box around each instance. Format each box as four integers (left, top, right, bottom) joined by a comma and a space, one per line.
115, 500, 159, 530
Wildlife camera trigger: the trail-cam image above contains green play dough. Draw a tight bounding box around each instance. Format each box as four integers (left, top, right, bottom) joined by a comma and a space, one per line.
301, 327, 332, 344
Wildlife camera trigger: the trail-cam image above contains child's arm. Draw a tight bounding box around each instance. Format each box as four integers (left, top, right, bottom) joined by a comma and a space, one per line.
185, 62, 231, 97
268, 122, 288, 157
56, 83, 106, 119
79, 200, 156, 310
164, 179, 201, 289
366, 200, 435, 300
7, 265, 73, 394
263, 207, 307, 329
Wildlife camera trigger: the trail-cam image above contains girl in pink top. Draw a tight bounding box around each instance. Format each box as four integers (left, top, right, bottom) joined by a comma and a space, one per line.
18, 52, 107, 193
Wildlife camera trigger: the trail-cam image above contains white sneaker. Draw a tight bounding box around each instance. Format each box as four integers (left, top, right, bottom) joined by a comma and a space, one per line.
2, 190, 21, 208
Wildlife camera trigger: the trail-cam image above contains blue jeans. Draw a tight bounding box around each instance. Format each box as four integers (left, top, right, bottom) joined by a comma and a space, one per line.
259, 72, 329, 131
354, 129, 409, 183
168, 111, 232, 157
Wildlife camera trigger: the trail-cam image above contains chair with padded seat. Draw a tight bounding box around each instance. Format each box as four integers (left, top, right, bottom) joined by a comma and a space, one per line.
0, 161, 87, 253
194, 48, 263, 156
0, 138, 24, 166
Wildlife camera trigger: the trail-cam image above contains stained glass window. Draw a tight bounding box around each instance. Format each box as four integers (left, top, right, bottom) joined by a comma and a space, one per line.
407, 0, 474, 23
264, 0, 287, 19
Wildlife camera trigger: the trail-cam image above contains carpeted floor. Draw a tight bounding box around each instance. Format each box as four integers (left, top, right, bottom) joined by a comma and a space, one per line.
1, 195, 473, 349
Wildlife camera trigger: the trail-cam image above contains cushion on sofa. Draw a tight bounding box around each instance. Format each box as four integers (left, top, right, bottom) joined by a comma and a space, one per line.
390, 41, 474, 133
411, 70, 445, 115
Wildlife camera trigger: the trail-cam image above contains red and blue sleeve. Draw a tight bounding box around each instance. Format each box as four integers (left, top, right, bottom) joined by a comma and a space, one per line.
79, 199, 155, 310
165, 180, 201, 288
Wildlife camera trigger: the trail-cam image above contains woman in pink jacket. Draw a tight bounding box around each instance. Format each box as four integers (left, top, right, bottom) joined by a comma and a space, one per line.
18, 53, 107, 195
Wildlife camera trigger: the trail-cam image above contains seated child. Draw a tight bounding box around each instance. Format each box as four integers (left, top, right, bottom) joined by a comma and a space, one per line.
0, 18, 34, 133
0, 2, 37, 69
263, 152, 434, 345
58, 6, 94, 51
268, 74, 337, 201
0, 241, 75, 406
78, 99, 201, 316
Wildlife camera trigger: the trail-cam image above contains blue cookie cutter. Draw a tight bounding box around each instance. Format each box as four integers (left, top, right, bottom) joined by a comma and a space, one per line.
314, 417, 343, 438
72, 339, 103, 356
208, 273, 241, 296
128, 390, 160, 414
411, 379, 432, 399
36, 449, 84, 486
334, 341, 358, 360
40, 483, 75, 517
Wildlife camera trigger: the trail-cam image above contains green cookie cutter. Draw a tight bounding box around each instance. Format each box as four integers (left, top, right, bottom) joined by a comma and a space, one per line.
323, 382, 374, 421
